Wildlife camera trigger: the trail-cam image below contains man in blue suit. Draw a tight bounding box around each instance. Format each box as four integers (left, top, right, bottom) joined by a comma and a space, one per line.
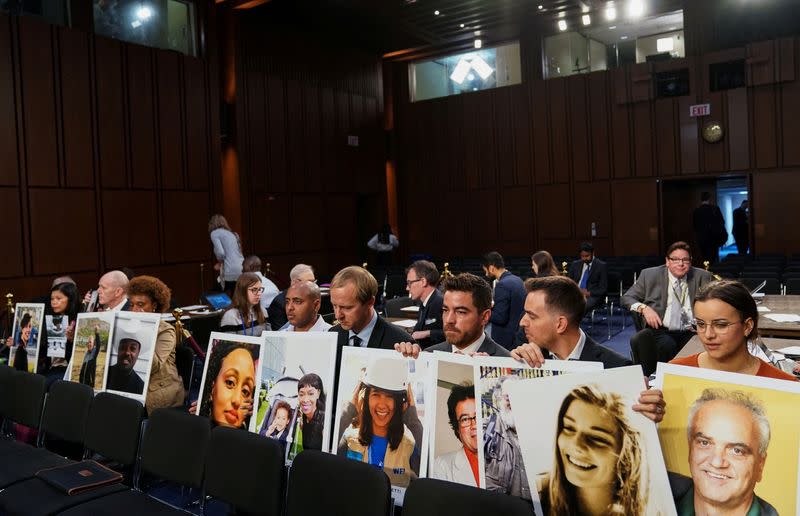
482, 252, 526, 350
568, 242, 608, 314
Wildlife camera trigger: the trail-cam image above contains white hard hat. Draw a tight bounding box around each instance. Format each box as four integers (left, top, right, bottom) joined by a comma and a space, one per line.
363, 356, 408, 393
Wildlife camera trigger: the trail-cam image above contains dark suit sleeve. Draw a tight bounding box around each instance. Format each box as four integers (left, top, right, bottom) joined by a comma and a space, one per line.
427, 294, 445, 343
489, 282, 511, 326
621, 273, 647, 309
267, 292, 287, 330
589, 262, 608, 298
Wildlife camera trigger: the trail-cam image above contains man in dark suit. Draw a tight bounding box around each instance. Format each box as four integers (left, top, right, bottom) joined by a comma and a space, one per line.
621, 241, 713, 362
394, 273, 510, 358
732, 199, 749, 255
406, 260, 444, 349
692, 191, 727, 265
568, 242, 608, 313
510, 275, 665, 422
482, 252, 526, 350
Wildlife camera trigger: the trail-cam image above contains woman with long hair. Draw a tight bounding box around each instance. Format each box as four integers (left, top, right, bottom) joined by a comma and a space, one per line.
42, 282, 81, 384
539, 384, 645, 516
670, 279, 796, 381
531, 251, 560, 277
296, 373, 326, 451
127, 275, 187, 411
337, 357, 419, 487
219, 273, 271, 335
198, 340, 258, 429
208, 214, 244, 294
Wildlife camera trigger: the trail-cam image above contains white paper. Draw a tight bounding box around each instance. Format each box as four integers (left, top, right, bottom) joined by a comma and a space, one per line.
757, 306, 771, 312
179, 304, 208, 311
764, 313, 800, 323
391, 319, 417, 328
777, 346, 800, 355
400, 306, 420, 313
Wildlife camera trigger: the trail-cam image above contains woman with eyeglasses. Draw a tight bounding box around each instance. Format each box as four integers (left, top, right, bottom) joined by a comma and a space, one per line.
219, 272, 272, 335
670, 279, 796, 381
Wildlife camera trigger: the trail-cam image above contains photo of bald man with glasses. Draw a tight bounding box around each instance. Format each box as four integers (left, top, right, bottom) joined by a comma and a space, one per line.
433, 382, 479, 487
622, 241, 713, 362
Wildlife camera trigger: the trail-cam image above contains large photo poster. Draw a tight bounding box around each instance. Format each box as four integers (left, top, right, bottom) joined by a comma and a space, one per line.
8, 303, 44, 373
428, 353, 478, 488
67, 312, 115, 390
102, 312, 160, 404
45, 314, 69, 358
473, 357, 603, 500
250, 331, 337, 460
656, 363, 800, 516
332, 347, 430, 506
196, 332, 264, 430
507, 365, 676, 516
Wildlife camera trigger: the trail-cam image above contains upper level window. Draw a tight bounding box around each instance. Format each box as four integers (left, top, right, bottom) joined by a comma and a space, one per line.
409, 41, 521, 102
93, 0, 197, 56
0, 0, 70, 26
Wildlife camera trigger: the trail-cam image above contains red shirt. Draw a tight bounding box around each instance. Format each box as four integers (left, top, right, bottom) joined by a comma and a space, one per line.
670, 353, 798, 381
463, 447, 480, 486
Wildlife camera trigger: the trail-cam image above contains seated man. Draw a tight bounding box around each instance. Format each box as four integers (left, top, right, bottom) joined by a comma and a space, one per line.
405, 260, 443, 349
279, 280, 331, 332
83, 270, 130, 312
106, 337, 144, 394
568, 242, 608, 313
267, 264, 316, 330
621, 241, 713, 362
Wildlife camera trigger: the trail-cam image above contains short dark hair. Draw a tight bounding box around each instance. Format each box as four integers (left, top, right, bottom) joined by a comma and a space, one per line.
442, 273, 492, 313
481, 251, 505, 269
694, 279, 759, 338
524, 276, 585, 327
242, 255, 262, 273
407, 260, 440, 286
666, 241, 692, 257
580, 242, 594, 253
701, 191, 711, 202
446, 382, 475, 441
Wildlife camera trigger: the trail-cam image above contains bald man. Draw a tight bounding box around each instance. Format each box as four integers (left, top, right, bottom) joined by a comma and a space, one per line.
84, 270, 130, 312
279, 280, 331, 332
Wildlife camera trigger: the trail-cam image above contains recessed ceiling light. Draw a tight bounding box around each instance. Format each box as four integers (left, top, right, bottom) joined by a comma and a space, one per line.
434, 10, 440, 15
605, 2, 617, 21
467, 73, 475, 81
620, 35, 628, 40
668, 26, 677, 31
609, 25, 616, 29
460, 23, 465, 28
558, 19, 567, 31
582, 14, 591, 26
474, 30, 481, 36
538, 5, 543, 10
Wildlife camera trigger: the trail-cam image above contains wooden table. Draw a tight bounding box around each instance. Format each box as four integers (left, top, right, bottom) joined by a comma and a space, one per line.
386, 316, 417, 334
755, 295, 800, 338
677, 335, 800, 359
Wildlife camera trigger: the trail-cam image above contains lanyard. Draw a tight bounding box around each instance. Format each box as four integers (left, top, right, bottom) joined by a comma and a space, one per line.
240, 310, 255, 336
672, 281, 687, 306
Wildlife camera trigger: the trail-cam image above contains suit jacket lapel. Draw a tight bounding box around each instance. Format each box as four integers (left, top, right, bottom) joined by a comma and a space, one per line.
368, 316, 385, 348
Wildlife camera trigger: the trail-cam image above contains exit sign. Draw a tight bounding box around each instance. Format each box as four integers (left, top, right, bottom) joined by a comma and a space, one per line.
689, 103, 711, 117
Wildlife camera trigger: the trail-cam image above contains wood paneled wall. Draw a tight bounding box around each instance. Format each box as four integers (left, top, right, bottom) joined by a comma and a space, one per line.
394, 36, 800, 259
0, 13, 220, 304
233, 9, 385, 285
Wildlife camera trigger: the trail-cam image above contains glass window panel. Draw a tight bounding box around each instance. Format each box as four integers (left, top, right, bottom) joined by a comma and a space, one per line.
93, 0, 196, 56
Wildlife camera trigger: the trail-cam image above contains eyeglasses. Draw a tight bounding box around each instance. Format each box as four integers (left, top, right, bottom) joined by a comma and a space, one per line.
248, 287, 266, 294
667, 257, 692, 264
457, 415, 477, 428
691, 319, 743, 334
406, 279, 422, 287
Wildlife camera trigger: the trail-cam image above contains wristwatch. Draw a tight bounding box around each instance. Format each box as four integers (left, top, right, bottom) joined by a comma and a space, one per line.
637, 305, 647, 314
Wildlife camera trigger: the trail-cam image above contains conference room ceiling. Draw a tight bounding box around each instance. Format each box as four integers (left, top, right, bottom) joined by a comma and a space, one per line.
313, 0, 685, 57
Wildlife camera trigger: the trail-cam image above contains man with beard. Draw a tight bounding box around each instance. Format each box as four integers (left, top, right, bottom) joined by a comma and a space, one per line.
393, 273, 510, 358
483, 377, 531, 500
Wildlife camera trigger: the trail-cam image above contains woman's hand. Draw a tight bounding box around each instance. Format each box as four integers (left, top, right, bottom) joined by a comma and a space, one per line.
188, 400, 198, 414
4, 336, 11, 349
406, 382, 415, 408
633, 387, 666, 423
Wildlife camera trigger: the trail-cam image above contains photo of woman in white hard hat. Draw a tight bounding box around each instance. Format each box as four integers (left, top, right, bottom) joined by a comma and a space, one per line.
336, 353, 422, 489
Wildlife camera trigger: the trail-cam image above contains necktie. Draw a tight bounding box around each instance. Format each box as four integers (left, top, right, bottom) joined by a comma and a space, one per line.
351, 335, 362, 347
669, 280, 685, 330
579, 265, 590, 289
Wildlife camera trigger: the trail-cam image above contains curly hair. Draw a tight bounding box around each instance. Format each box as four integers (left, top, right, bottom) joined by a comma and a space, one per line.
127, 275, 172, 313
199, 340, 259, 428
549, 384, 644, 516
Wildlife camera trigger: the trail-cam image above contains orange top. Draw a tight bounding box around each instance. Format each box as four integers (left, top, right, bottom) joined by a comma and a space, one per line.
670, 353, 798, 382
463, 447, 480, 486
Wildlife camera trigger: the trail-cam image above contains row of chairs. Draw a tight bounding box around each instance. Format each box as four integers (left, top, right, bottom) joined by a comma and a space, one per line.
0, 366, 533, 516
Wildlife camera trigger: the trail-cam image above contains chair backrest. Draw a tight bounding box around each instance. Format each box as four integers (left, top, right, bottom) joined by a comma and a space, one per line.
630, 329, 659, 377
11, 371, 46, 428
41, 380, 93, 445
404, 478, 534, 516
205, 427, 284, 516
0, 365, 16, 419
286, 451, 391, 516
740, 277, 781, 295
174, 345, 195, 392
84, 392, 146, 466
140, 408, 210, 488
322, 313, 336, 324
384, 296, 414, 318
785, 278, 800, 295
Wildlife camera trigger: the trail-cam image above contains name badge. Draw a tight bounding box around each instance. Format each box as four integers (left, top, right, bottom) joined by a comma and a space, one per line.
425, 318, 437, 325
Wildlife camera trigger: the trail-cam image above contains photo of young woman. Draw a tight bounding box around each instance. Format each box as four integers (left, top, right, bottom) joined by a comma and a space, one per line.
196, 333, 263, 429
6, 304, 45, 373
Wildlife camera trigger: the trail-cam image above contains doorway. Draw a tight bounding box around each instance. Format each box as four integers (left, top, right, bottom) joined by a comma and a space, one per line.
660, 176, 748, 266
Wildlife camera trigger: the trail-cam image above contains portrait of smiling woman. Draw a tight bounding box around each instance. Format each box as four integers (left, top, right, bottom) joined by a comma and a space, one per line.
538, 384, 645, 516
198, 339, 260, 429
